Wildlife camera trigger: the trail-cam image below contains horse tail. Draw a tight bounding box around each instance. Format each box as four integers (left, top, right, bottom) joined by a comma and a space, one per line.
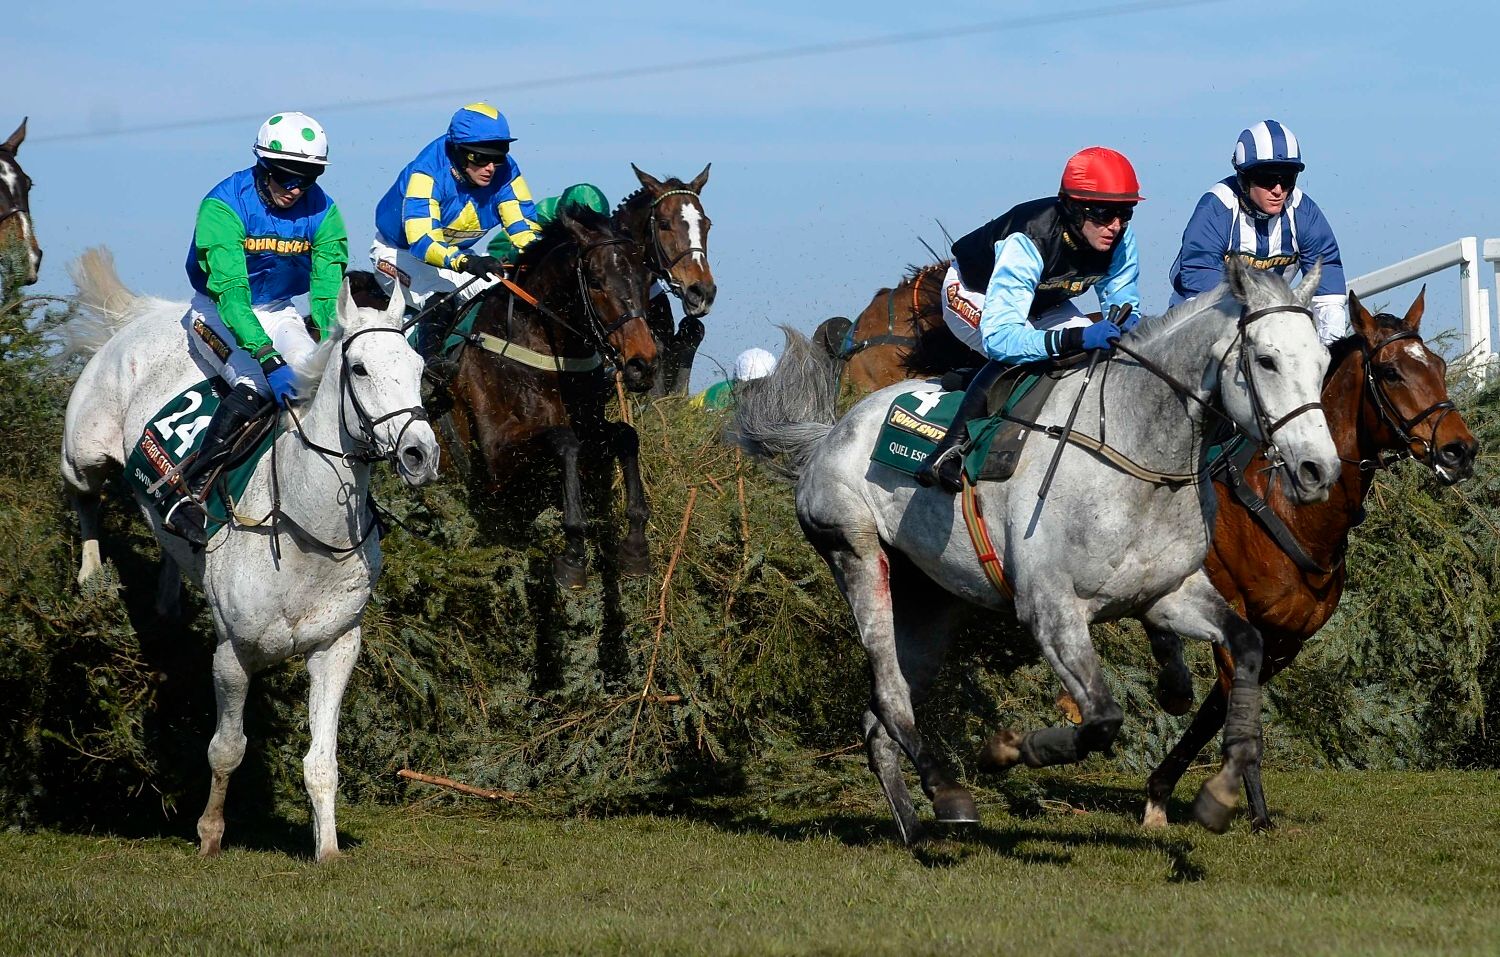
57, 246, 160, 360
730, 325, 838, 480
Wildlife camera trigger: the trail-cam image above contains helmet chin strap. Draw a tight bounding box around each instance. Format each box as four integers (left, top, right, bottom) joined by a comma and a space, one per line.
1235, 173, 1277, 221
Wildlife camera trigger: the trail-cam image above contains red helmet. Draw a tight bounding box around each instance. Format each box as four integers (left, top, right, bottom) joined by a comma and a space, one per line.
1059, 147, 1143, 203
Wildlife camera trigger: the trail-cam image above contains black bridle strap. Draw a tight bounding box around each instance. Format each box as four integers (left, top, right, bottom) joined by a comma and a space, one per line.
645, 188, 708, 293
1362, 328, 1456, 458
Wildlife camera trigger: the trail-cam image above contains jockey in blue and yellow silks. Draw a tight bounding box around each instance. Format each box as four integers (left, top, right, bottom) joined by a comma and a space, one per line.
371, 102, 541, 361
167, 111, 349, 547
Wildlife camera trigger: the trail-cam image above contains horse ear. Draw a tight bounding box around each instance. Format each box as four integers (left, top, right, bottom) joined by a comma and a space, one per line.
1348, 289, 1379, 341
1294, 258, 1324, 310
632, 163, 664, 192
385, 283, 406, 325
338, 277, 356, 323
1225, 254, 1253, 303
2, 118, 26, 154
1402, 284, 1426, 332
689, 163, 711, 194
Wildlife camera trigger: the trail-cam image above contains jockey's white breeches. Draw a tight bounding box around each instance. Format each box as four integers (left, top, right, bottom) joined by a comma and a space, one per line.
183, 294, 316, 398
938, 264, 1090, 356
369, 232, 497, 310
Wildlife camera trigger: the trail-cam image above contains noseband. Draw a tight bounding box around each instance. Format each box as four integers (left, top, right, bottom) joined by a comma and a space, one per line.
289, 325, 429, 468
1235, 304, 1325, 479
646, 188, 707, 295
1358, 326, 1456, 469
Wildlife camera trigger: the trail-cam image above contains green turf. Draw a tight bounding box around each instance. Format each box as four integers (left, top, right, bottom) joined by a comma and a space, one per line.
2, 770, 1496, 955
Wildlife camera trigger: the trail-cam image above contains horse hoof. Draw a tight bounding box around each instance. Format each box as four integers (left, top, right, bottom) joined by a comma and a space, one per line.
1250, 815, 1277, 834
198, 841, 222, 858
1154, 674, 1195, 716
978, 729, 1024, 772
553, 556, 589, 591
1141, 802, 1169, 830
1192, 782, 1237, 834
617, 545, 651, 578
316, 847, 343, 864
932, 787, 979, 825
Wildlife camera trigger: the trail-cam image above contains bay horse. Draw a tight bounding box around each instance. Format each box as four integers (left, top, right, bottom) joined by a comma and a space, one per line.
815, 262, 948, 394
443, 205, 658, 588
736, 258, 1339, 843
62, 250, 439, 860
613, 164, 715, 395
0, 118, 42, 286
1140, 288, 1478, 830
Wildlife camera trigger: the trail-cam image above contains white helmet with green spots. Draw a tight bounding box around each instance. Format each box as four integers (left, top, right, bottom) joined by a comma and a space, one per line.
253, 112, 329, 167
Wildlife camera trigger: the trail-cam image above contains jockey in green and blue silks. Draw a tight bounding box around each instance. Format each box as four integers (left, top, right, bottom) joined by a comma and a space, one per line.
488, 182, 609, 264
168, 111, 350, 547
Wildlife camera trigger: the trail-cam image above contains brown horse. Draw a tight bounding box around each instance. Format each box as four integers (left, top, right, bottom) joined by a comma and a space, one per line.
442, 205, 658, 588
816, 262, 951, 394
1140, 289, 1478, 830
613, 164, 716, 396
0, 118, 42, 286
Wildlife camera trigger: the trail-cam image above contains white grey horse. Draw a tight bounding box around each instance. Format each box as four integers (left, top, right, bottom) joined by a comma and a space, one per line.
61, 249, 440, 861
735, 258, 1340, 843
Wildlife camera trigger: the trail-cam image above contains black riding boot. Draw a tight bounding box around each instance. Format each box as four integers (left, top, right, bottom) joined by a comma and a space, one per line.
162, 384, 269, 548
413, 295, 461, 377
914, 361, 1006, 493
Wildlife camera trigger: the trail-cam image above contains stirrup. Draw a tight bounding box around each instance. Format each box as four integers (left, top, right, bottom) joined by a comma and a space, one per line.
162, 498, 209, 549
916, 443, 964, 492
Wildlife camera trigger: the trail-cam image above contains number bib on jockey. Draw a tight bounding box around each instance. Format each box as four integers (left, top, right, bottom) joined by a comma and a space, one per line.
125, 381, 279, 539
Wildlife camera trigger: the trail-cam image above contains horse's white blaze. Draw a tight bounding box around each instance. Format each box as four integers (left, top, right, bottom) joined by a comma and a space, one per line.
680, 202, 706, 266
0, 163, 15, 195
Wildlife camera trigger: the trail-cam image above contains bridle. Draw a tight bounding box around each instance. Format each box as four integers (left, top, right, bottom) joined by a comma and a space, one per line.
643, 187, 707, 297
265, 324, 430, 557
1113, 302, 1325, 491
1353, 324, 1456, 471
516, 235, 649, 370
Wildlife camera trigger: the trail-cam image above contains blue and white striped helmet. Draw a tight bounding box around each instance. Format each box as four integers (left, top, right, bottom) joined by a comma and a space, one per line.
1232, 120, 1305, 172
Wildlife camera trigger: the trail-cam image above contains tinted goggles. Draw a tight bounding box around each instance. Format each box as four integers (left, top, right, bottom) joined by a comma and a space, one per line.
1079, 203, 1135, 225
260, 159, 322, 192
1246, 168, 1298, 190
462, 146, 510, 168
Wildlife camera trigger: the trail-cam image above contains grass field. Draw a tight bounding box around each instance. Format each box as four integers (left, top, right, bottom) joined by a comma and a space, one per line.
2, 770, 1496, 955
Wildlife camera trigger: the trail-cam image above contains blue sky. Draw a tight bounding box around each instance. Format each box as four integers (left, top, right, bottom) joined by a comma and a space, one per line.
9, 0, 1500, 385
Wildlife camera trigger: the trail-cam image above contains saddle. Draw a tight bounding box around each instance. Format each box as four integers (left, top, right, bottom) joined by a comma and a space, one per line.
944, 354, 1083, 482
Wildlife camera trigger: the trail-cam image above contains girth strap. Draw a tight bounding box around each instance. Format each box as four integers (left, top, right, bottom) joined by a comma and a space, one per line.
469, 331, 602, 373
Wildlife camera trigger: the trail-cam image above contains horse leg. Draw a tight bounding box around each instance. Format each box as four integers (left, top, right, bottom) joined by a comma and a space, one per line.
825, 541, 971, 841
304, 626, 361, 862
663, 315, 706, 395
541, 427, 588, 590
1143, 681, 1228, 829
198, 638, 253, 857
72, 492, 104, 585
981, 598, 1124, 773
1147, 625, 1195, 716
1241, 653, 1295, 832
605, 421, 651, 577
1140, 571, 1264, 834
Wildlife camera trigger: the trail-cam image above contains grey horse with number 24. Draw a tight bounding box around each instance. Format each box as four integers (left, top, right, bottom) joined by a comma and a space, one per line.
735, 256, 1339, 843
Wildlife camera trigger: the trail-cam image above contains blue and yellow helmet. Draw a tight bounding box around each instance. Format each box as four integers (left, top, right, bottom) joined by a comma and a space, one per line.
447, 102, 516, 147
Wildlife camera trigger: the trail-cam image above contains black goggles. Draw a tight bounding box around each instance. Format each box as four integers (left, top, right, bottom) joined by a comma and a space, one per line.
1246, 168, 1298, 190
462, 146, 510, 168
1079, 203, 1135, 225
260, 159, 322, 192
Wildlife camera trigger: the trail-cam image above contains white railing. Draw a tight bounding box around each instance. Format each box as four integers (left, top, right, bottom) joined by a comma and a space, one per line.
1348, 237, 1497, 379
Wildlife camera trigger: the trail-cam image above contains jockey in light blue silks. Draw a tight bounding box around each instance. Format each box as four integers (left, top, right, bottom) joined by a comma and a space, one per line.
371, 102, 541, 363
1169, 120, 1348, 344
916, 147, 1144, 493
166, 112, 349, 546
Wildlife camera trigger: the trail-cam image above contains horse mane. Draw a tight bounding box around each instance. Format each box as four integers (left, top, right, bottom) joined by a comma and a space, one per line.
515, 203, 614, 272
1126, 285, 1236, 346
896, 259, 967, 376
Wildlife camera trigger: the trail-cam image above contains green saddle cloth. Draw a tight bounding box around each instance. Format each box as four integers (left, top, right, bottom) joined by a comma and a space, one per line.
124, 381, 279, 539
870, 375, 1042, 481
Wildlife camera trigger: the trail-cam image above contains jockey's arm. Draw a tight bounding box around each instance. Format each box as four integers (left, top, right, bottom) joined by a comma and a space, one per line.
194, 198, 275, 360
1169, 191, 1232, 304
308, 202, 349, 339
495, 162, 541, 255
1294, 196, 1350, 343
1095, 226, 1142, 315
979, 234, 1083, 362
401, 172, 468, 270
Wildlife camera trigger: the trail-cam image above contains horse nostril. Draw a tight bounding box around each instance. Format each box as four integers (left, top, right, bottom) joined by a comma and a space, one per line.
401, 447, 426, 470
1438, 441, 1475, 469
1299, 460, 1324, 488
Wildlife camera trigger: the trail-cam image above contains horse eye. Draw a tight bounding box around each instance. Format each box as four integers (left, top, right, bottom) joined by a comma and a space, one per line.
1378, 365, 1402, 383
351, 362, 369, 377
656, 219, 671, 231
1256, 355, 1278, 372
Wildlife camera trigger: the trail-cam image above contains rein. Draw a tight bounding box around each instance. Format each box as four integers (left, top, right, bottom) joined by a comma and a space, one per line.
644, 187, 707, 295
256, 325, 429, 558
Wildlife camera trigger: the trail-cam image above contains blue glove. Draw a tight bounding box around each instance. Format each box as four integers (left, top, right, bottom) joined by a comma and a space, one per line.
264, 362, 299, 407
1081, 321, 1122, 352
1119, 309, 1142, 332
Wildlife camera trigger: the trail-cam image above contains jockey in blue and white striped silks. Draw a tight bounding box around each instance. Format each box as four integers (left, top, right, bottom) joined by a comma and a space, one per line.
1169, 120, 1348, 344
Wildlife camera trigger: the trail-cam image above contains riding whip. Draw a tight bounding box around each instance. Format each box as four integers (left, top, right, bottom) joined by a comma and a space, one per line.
1037, 303, 1131, 502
